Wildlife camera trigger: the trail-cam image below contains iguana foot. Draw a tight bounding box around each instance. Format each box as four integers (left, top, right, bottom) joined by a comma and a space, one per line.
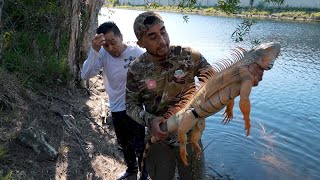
191, 142, 202, 160
245, 125, 251, 136
244, 118, 251, 136
222, 100, 234, 124
222, 111, 233, 124
180, 147, 189, 166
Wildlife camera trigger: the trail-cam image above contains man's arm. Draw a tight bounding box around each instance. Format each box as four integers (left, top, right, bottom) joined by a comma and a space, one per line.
81, 33, 106, 80
125, 67, 155, 127
80, 48, 103, 80
126, 68, 168, 139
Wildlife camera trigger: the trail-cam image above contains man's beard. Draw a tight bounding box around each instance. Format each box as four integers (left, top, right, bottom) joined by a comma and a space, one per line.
147, 44, 169, 58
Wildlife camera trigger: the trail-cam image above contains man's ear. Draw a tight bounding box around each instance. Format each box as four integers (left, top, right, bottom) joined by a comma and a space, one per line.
137, 40, 144, 48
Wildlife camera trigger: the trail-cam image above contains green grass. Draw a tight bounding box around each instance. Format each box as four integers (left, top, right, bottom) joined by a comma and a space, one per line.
1, 31, 70, 88
1, 170, 13, 180
0, 146, 12, 180
241, 8, 271, 16
111, 4, 320, 20
0, 146, 9, 160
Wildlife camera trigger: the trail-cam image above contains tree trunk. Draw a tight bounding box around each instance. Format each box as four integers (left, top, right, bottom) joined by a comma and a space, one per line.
250, 0, 254, 8
0, 0, 3, 60
79, 0, 104, 66
67, 0, 81, 85
55, 0, 63, 60
67, 0, 103, 86
76, 0, 103, 88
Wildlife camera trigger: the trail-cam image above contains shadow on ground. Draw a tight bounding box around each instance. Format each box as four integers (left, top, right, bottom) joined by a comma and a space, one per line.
0, 68, 231, 179
0, 69, 127, 180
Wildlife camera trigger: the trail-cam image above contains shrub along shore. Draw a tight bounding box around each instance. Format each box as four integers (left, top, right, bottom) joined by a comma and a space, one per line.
110, 5, 320, 22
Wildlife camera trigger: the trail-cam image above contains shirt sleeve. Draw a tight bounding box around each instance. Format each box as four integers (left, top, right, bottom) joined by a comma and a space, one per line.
80, 47, 104, 80
126, 65, 156, 127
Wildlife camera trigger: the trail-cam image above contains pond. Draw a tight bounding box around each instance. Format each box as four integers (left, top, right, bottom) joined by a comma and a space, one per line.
99, 8, 320, 180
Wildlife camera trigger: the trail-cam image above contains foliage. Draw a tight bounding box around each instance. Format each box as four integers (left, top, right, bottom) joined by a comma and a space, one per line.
109, 0, 120, 6
1, 0, 70, 87
218, 0, 240, 14
3, 0, 66, 32
202, 7, 219, 14
0, 104, 13, 124
1, 0, 317, 89
177, 0, 197, 9
145, 2, 161, 9
264, 0, 284, 8
183, 15, 190, 23
231, 20, 261, 45
311, 12, 320, 19
242, 8, 270, 15
2, 31, 70, 87
0, 146, 9, 160
249, 0, 255, 8
1, 170, 12, 180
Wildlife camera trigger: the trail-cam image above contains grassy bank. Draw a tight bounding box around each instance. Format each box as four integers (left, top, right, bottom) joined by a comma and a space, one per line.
110, 5, 320, 22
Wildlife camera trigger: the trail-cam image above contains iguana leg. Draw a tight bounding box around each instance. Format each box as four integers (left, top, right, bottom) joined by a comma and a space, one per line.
239, 80, 253, 136
190, 118, 205, 160
222, 99, 234, 124
178, 131, 188, 166
178, 110, 198, 166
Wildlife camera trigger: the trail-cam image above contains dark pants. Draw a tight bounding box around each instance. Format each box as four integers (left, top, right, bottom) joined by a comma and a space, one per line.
112, 111, 147, 175
145, 141, 206, 180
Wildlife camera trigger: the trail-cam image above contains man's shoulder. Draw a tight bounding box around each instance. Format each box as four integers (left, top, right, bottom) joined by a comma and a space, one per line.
124, 43, 144, 56
168, 45, 201, 64
169, 44, 195, 50
126, 43, 143, 51
128, 53, 147, 71
169, 45, 199, 56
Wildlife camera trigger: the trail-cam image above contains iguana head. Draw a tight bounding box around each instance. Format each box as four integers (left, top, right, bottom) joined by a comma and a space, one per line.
247, 42, 281, 70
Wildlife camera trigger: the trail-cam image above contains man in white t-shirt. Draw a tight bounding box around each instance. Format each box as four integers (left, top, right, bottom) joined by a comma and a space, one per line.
81, 21, 147, 180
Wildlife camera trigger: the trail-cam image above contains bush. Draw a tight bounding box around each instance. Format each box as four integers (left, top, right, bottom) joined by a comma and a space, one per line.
1, 0, 70, 87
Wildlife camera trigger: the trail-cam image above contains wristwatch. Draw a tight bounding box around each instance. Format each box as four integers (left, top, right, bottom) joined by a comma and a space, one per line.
190, 107, 199, 118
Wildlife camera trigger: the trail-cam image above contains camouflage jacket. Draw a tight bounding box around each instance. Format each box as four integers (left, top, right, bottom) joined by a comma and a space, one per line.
126, 45, 211, 129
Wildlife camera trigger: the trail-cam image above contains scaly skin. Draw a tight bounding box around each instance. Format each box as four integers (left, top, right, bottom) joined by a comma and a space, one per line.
141, 42, 281, 167
168, 42, 281, 165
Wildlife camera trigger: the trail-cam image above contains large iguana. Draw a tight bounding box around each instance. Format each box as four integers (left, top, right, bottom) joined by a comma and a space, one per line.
143, 42, 281, 167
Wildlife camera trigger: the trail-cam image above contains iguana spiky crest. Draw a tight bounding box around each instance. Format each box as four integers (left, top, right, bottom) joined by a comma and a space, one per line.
142, 42, 281, 167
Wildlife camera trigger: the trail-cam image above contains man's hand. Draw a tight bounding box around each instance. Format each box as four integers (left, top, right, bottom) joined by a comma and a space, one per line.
92, 33, 105, 52
151, 116, 167, 140
249, 63, 264, 86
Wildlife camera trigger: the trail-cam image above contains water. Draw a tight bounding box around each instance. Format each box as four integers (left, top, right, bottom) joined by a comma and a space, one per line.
99, 8, 320, 180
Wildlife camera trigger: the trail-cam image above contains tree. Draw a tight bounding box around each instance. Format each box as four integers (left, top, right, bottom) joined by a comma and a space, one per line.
0, 0, 3, 61
67, 0, 103, 86
218, 0, 240, 14
67, 0, 81, 84
250, 0, 255, 8
0, 0, 104, 86
0, 0, 284, 86
264, 0, 284, 8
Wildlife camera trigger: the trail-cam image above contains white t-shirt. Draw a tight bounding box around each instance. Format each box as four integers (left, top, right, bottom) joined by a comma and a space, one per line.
81, 44, 144, 112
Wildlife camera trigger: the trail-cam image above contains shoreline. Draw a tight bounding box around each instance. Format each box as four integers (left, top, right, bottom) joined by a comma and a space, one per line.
109, 5, 320, 23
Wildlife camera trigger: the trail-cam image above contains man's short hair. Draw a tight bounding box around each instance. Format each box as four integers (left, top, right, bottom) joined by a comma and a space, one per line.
97, 21, 121, 36
133, 11, 163, 40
